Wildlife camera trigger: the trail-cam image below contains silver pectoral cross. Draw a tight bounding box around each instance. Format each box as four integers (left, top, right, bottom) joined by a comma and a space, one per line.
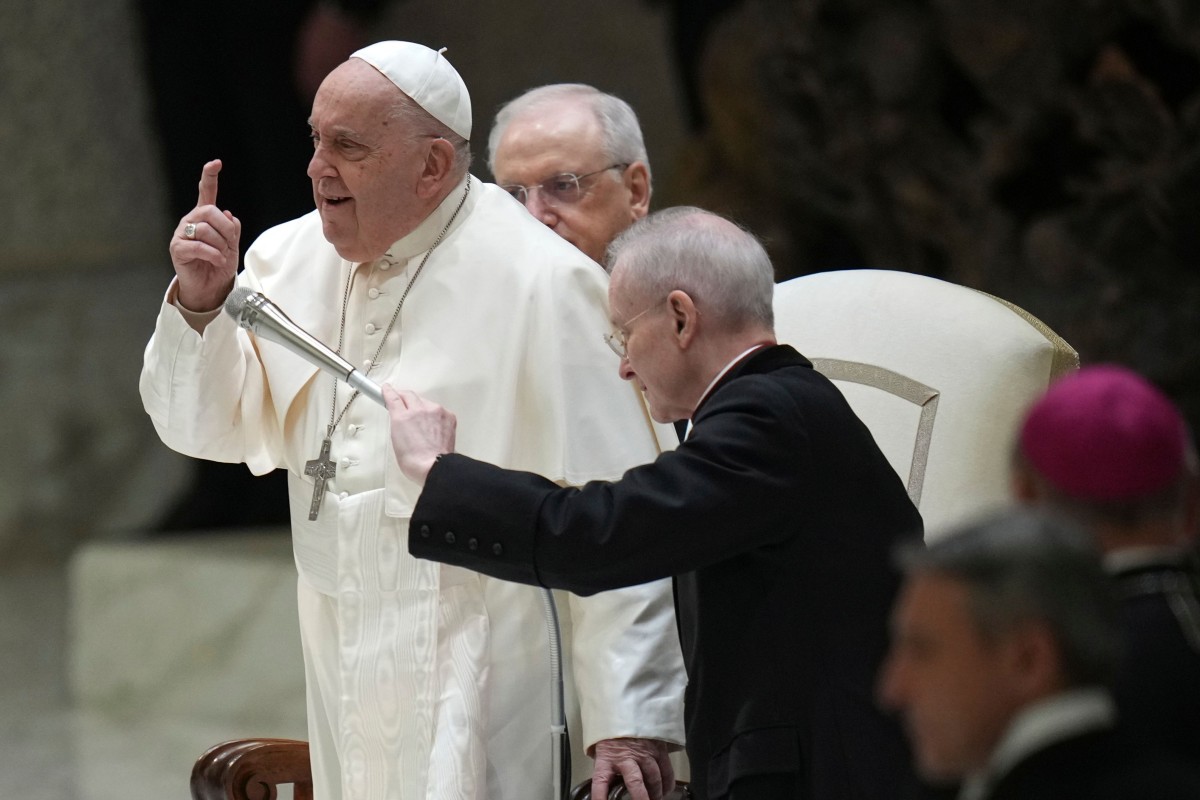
304, 437, 337, 521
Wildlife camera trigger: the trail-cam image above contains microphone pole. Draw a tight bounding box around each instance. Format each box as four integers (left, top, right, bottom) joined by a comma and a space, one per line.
541, 589, 569, 799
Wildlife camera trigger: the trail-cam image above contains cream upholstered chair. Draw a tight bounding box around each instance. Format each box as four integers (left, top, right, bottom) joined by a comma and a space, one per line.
773, 269, 1078, 539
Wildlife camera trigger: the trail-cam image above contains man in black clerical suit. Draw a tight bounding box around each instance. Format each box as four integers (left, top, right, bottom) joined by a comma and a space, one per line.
381, 206, 922, 800
877, 509, 1200, 800
1012, 364, 1200, 770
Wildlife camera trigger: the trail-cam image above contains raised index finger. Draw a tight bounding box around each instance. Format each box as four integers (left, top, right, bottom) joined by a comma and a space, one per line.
197, 159, 222, 208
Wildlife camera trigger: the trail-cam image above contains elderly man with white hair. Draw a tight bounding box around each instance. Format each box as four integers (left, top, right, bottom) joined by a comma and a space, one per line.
383, 206, 922, 800
141, 41, 686, 800
488, 83, 652, 267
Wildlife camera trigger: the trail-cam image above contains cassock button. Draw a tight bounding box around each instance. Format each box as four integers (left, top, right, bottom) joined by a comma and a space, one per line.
468, 538, 479, 551
365, 322, 377, 335
419, 524, 430, 539
492, 543, 504, 556
445, 531, 456, 545
368, 287, 380, 300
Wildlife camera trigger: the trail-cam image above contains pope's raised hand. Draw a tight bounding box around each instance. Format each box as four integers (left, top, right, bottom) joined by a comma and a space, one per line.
169, 159, 242, 312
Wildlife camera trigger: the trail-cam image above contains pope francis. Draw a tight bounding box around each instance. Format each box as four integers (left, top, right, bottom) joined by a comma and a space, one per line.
140, 41, 686, 800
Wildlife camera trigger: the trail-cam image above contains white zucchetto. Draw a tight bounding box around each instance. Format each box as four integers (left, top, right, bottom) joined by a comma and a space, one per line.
350, 41, 472, 140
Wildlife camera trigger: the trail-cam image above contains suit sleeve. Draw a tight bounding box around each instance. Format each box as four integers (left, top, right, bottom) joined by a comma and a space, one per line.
409, 373, 809, 594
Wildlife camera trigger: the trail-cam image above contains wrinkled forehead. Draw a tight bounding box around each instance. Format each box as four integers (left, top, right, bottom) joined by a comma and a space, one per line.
311, 59, 401, 129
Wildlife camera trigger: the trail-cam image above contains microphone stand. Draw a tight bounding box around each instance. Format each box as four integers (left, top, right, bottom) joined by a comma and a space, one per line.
541, 588, 570, 799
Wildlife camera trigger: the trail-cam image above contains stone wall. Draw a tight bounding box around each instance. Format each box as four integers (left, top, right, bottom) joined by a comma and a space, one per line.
0, 0, 188, 560
0, 0, 168, 272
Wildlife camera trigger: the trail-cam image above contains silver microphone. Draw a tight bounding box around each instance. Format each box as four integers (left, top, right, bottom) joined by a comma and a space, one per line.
223, 286, 385, 407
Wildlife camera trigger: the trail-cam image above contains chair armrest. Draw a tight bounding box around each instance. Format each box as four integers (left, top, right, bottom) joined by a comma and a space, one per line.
190, 738, 312, 800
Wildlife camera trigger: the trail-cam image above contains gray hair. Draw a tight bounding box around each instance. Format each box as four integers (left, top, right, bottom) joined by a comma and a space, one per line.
487, 83, 650, 182
606, 207, 775, 332
898, 508, 1120, 688
391, 92, 473, 177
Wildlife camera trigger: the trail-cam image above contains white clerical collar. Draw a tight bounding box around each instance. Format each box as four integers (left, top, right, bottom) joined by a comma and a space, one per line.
958, 688, 1115, 800
383, 174, 474, 262
684, 344, 770, 439
1104, 545, 1187, 575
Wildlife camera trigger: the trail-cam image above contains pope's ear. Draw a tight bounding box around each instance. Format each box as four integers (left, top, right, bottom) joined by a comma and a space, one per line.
418, 138, 457, 197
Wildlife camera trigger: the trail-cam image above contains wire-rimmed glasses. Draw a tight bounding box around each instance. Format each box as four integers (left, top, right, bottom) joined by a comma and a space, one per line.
502, 163, 629, 207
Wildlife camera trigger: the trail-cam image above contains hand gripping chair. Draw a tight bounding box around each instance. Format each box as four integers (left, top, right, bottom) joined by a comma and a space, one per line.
773, 269, 1078, 539
190, 736, 689, 800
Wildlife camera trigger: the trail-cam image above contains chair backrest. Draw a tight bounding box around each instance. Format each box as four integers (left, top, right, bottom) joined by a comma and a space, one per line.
191, 738, 312, 800
774, 269, 1078, 539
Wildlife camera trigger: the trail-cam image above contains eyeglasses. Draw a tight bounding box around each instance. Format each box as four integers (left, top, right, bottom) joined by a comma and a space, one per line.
502, 163, 629, 207
604, 300, 661, 359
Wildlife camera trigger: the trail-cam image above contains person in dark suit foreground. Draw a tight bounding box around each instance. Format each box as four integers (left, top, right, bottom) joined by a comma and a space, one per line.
877, 509, 1200, 800
1012, 364, 1200, 770
381, 206, 923, 800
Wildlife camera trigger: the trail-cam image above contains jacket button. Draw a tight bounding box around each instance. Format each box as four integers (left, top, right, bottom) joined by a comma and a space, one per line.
491, 542, 504, 556
419, 524, 430, 539
468, 538, 479, 551
445, 531, 456, 545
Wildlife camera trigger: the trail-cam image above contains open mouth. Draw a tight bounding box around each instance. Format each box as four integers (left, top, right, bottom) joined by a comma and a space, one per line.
323, 195, 350, 206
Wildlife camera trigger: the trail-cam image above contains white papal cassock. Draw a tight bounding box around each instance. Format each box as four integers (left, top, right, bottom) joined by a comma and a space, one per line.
140, 175, 687, 800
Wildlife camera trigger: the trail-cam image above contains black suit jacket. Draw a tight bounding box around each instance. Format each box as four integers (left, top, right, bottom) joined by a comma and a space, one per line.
411, 345, 923, 799
983, 727, 1200, 800
1111, 555, 1200, 769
